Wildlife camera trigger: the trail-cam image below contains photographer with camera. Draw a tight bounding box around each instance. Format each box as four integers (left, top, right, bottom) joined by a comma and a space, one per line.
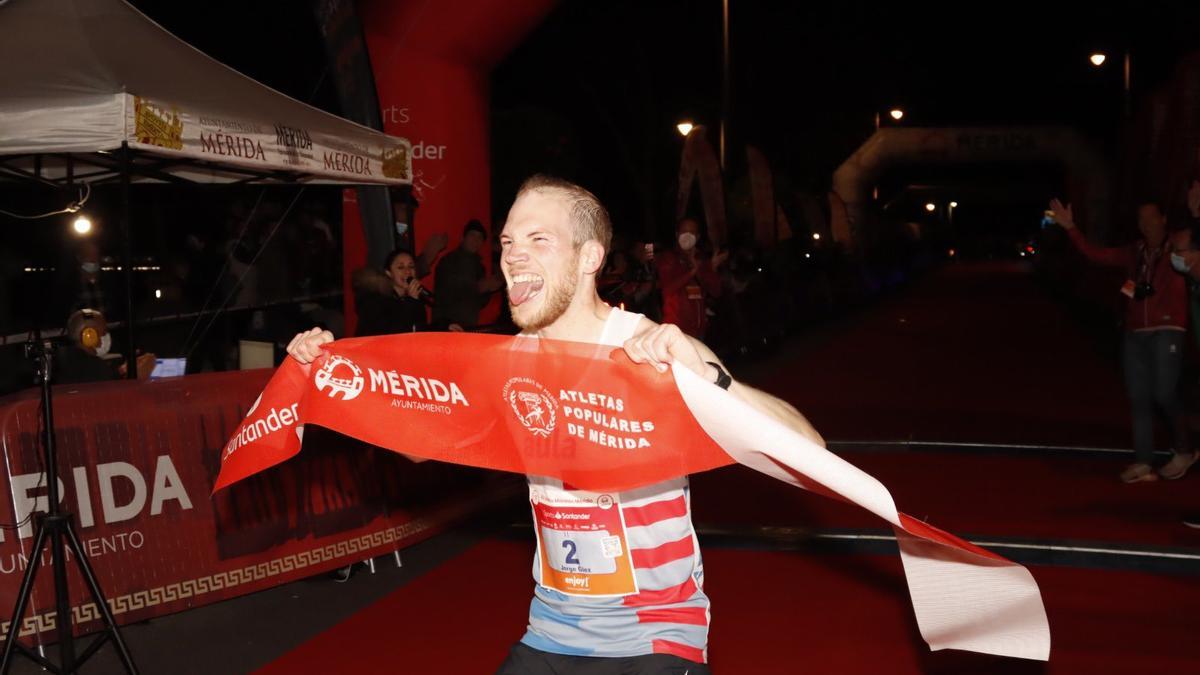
1052, 198, 1197, 483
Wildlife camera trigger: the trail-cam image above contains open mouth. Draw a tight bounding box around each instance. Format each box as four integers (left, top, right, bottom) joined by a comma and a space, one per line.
507, 273, 545, 306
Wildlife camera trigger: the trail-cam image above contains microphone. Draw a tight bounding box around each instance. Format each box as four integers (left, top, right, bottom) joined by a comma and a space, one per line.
407, 276, 434, 300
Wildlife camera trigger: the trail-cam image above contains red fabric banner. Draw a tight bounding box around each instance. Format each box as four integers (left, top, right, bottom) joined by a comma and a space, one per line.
216, 333, 1051, 661
0, 372, 506, 645
217, 333, 732, 493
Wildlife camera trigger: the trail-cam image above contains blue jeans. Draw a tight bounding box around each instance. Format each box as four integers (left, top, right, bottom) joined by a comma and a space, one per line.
1122, 330, 1190, 464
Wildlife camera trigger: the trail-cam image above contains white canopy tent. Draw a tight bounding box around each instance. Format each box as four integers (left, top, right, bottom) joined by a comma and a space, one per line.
0, 0, 412, 381
0, 0, 411, 186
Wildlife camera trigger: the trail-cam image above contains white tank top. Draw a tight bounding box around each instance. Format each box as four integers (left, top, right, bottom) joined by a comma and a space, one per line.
519, 307, 710, 664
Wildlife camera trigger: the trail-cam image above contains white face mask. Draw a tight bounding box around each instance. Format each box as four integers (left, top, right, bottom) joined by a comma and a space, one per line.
95, 333, 112, 357
81, 261, 100, 274
677, 232, 697, 251
1171, 253, 1192, 273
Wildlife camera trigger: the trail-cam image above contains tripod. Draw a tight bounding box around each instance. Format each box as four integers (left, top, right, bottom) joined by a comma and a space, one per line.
0, 339, 138, 674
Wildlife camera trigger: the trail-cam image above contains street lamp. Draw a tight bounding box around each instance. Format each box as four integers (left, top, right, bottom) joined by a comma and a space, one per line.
1087, 50, 1131, 116
812, 233, 821, 241
949, 201, 958, 208
676, 121, 694, 137
889, 109, 904, 121
72, 214, 92, 235
924, 202, 936, 212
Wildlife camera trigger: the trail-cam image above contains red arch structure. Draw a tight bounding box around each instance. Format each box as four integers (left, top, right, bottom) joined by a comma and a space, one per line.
343, 0, 555, 331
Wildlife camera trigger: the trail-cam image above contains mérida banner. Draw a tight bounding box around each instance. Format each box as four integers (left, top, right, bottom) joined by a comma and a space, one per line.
215, 332, 1050, 661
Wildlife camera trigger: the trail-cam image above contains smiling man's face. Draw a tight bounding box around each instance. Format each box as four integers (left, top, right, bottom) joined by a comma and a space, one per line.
499, 189, 582, 331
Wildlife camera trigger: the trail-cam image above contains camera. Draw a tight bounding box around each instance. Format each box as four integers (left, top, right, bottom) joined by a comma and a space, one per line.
1133, 282, 1155, 300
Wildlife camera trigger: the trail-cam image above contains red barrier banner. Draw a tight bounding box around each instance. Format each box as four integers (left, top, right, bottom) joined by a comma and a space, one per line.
0, 371, 509, 646
218, 332, 1051, 661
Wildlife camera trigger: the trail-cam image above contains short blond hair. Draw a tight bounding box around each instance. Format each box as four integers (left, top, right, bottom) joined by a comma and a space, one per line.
516, 175, 612, 253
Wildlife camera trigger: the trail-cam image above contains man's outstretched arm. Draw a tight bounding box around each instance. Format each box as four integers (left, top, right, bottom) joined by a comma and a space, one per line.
622, 320, 825, 448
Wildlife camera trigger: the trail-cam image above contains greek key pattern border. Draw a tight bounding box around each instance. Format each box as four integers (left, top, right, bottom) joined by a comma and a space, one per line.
0, 519, 434, 641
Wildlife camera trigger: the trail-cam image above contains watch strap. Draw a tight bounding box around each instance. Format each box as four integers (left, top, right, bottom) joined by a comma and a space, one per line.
705, 361, 732, 390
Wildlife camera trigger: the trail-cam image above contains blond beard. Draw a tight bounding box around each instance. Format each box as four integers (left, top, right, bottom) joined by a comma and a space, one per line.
511, 253, 580, 331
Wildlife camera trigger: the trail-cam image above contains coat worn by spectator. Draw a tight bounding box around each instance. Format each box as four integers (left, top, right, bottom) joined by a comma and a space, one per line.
657, 219, 723, 339
1054, 197, 1197, 483
354, 249, 431, 336
432, 220, 503, 329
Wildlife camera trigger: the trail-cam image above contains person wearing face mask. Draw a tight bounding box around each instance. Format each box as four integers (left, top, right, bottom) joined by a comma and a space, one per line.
353, 248, 434, 336
656, 218, 726, 339
1052, 197, 1197, 483
56, 309, 155, 384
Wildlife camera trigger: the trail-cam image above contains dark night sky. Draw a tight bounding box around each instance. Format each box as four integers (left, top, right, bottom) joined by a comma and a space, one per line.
106, 3, 1200, 208
10, 1, 1200, 255
490, 1, 1200, 234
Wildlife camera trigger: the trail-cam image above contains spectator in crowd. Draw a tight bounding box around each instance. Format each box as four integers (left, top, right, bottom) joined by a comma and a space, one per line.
432, 219, 504, 329
656, 218, 726, 338
1052, 197, 1197, 482
597, 249, 632, 307
292, 206, 337, 299
388, 194, 450, 280
1172, 181, 1200, 532
354, 249, 434, 336
625, 240, 661, 321
56, 309, 155, 384
1176, 181, 1200, 351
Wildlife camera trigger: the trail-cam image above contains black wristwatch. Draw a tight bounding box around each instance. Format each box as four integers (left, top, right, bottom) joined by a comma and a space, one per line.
705, 361, 732, 390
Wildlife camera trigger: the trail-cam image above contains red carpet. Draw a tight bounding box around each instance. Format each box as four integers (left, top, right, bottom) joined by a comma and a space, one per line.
691, 454, 1199, 549
257, 538, 1200, 674
258, 263, 1200, 673
743, 262, 1133, 448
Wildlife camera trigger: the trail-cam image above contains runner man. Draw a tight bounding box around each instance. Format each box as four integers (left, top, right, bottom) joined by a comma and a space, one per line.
286, 175, 824, 674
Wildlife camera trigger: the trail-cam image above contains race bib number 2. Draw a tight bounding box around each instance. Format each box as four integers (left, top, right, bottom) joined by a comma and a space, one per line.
532, 492, 638, 597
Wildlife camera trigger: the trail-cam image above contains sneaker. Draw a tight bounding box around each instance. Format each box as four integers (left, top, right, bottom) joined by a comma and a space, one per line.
1120, 463, 1159, 483
1185, 515, 1200, 529
1158, 451, 1199, 480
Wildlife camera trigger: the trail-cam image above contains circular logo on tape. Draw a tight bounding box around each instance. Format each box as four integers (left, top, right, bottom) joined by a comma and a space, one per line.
314, 355, 365, 401
502, 377, 558, 437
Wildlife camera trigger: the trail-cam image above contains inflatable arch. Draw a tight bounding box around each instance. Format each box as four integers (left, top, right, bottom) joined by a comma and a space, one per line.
832, 127, 1110, 248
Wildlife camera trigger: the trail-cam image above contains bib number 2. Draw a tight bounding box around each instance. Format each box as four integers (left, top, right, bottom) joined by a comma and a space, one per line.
532, 494, 638, 597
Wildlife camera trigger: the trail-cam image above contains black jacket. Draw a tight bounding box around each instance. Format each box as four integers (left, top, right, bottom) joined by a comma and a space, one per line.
355, 291, 429, 336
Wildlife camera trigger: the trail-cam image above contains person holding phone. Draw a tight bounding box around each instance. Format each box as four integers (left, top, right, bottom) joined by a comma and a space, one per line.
1052, 197, 1198, 483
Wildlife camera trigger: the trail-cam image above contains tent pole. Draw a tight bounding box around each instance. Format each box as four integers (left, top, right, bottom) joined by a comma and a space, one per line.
119, 143, 136, 380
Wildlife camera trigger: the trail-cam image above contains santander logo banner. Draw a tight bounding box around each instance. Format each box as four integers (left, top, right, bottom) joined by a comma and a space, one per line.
214, 332, 1050, 662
